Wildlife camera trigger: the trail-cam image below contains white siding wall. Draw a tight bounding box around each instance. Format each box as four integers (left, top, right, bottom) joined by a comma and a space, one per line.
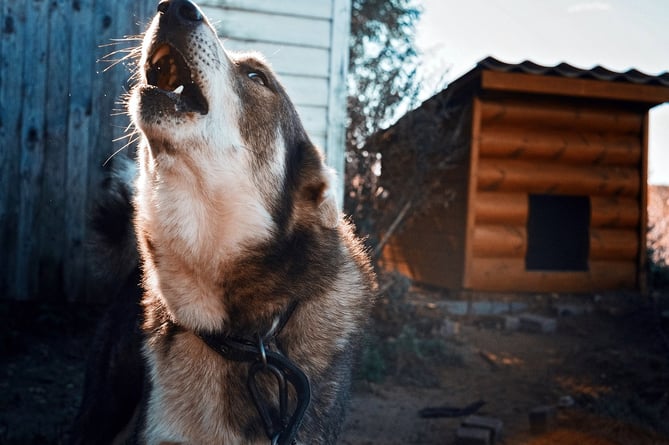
199, 0, 350, 205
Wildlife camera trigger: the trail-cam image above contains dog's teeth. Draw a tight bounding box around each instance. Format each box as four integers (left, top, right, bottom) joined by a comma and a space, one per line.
173, 85, 184, 94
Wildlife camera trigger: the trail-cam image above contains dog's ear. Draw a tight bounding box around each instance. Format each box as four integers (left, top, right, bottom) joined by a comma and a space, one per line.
315, 167, 340, 229
298, 165, 340, 229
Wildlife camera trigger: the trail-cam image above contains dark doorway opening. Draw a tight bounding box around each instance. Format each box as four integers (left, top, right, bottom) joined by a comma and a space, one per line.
525, 194, 590, 271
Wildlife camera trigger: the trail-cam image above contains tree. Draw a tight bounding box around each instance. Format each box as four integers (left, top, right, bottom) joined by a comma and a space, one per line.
345, 0, 424, 251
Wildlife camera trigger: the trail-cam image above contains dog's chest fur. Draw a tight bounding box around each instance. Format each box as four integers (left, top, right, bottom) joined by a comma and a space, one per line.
142, 326, 250, 444
138, 229, 369, 445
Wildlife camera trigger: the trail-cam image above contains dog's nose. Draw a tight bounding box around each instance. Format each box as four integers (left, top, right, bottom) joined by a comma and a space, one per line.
157, 0, 203, 23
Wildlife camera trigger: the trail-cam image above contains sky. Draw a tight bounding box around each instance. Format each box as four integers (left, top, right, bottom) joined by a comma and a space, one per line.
414, 0, 669, 184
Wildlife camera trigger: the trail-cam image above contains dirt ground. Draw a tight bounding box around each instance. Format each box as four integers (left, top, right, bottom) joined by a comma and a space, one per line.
1, 288, 669, 445
340, 288, 669, 445
2, 187, 669, 444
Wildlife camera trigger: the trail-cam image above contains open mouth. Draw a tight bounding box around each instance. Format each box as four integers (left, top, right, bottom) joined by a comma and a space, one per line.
145, 43, 209, 115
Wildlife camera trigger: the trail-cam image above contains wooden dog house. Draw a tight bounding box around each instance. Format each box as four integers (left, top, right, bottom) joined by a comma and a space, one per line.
375, 57, 669, 293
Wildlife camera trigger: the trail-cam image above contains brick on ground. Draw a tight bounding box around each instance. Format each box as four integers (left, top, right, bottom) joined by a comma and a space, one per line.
462, 415, 503, 443
528, 405, 557, 434
519, 314, 557, 333
455, 426, 491, 445
504, 315, 520, 331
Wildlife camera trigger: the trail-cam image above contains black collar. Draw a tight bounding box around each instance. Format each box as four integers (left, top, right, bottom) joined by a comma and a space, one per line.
193, 302, 310, 445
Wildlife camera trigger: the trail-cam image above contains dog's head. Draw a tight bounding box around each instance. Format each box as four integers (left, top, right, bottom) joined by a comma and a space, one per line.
129, 0, 339, 261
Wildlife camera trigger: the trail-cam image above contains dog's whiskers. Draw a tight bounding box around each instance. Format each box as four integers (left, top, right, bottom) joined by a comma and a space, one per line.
100, 50, 141, 73
111, 90, 136, 119
98, 35, 143, 73
111, 120, 139, 138
112, 129, 136, 142
104, 132, 140, 166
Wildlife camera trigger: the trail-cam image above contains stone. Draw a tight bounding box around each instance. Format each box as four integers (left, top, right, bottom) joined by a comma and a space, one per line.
519, 314, 557, 333
554, 303, 593, 317
528, 405, 557, 434
439, 318, 461, 338
462, 415, 503, 442
504, 316, 520, 331
455, 426, 491, 445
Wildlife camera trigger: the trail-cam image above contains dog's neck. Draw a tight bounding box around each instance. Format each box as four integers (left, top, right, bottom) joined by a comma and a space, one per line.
136, 141, 276, 263
134, 143, 281, 333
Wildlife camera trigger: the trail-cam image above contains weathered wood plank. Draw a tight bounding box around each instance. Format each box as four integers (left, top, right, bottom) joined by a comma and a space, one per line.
590, 196, 639, 229
325, 0, 351, 204
281, 74, 329, 107
222, 39, 330, 78
480, 99, 643, 133
90, 0, 145, 195
136, 0, 156, 30
475, 192, 528, 225
482, 70, 669, 104
0, 0, 24, 297
639, 113, 650, 294
205, 7, 331, 49
477, 159, 640, 198
90, 0, 122, 168
468, 258, 637, 293
15, 0, 49, 300
83, 0, 122, 298
295, 105, 328, 137
199, 0, 332, 19
479, 127, 641, 166
463, 98, 482, 288
590, 228, 639, 261
37, 0, 72, 299
472, 224, 526, 258
64, 0, 95, 302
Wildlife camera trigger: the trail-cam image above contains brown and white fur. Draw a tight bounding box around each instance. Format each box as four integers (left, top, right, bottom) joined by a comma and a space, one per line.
70, 1, 375, 444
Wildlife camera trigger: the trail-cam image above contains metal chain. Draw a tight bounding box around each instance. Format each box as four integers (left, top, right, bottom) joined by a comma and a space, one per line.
196, 331, 311, 445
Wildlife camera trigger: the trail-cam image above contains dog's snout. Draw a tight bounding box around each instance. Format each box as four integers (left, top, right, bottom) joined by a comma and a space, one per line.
157, 0, 203, 24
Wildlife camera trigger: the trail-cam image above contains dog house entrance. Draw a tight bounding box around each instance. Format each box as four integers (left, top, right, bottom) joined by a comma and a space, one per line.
525, 194, 590, 271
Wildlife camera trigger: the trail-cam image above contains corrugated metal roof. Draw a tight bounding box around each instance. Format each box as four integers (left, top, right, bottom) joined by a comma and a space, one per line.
477, 56, 669, 87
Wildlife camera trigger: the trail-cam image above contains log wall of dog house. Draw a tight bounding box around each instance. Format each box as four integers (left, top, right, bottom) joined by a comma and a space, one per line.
463, 96, 646, 293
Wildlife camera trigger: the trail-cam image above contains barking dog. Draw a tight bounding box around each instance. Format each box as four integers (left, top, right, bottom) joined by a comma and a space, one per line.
71, 1, 375, 444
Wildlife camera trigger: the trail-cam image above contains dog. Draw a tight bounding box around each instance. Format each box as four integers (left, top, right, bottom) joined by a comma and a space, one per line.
70, 0, 376, 444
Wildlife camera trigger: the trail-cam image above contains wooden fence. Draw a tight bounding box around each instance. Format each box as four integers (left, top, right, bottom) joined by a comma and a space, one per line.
0, 0, 154, 301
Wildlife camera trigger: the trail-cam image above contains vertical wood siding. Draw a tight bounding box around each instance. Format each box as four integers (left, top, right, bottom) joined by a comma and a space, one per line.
0, 0, 154, 301
200, 0, 351, 205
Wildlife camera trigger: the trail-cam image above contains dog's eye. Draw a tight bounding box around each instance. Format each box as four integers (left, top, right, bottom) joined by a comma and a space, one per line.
247, 71, 267, 86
